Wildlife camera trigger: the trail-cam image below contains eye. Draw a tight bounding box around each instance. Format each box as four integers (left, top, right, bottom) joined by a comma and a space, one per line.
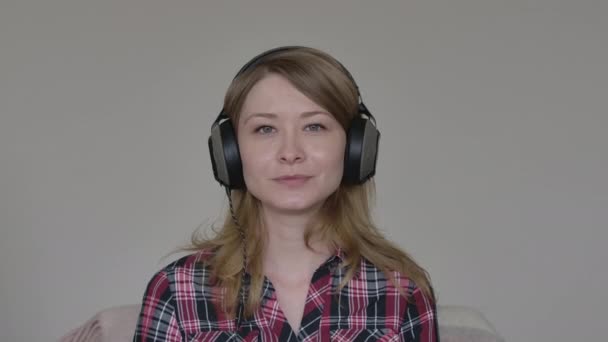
254, 125, 275, 134
305, 123, 326, 132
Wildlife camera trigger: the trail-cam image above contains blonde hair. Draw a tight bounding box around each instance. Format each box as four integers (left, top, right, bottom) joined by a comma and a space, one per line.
189, 47, 433, 319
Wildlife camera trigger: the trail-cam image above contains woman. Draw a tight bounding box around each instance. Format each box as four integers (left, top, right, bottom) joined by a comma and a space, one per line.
134, 46, 438, 341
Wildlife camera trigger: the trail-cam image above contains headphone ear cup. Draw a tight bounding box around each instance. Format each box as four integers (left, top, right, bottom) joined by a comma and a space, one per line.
208, 118, 246, 189
343, 115, 380, 185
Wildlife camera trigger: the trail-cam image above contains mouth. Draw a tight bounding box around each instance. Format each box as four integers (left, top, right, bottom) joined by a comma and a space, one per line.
273, 175, 312, 187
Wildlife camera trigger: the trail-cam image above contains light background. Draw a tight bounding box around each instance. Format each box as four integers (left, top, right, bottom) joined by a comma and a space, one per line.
1, 1, 606, 341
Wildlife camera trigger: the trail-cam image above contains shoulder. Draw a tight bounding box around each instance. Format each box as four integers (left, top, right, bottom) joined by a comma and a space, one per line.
141, 249, 217, 299
360, 258, 435, 308
355, 258, 419, 295
135, 250, 219, 340
354, 258, 437, 331
160, 249, 216, 277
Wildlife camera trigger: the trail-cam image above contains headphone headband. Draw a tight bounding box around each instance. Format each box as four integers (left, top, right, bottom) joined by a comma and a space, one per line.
214, 46, 374, 124
233, 46, 361, 97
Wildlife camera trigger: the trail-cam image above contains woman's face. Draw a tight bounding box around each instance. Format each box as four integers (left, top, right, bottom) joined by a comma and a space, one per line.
237, 73, 346, 216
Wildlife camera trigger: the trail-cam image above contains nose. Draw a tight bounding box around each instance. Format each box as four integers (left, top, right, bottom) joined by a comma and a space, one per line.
278, 130, 305, 164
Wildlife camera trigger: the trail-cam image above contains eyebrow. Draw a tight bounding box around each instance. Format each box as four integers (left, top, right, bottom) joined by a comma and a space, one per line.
242, 111, 330, 125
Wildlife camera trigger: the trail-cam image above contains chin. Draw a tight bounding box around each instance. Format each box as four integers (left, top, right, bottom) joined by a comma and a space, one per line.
248, 182, 338, 214
267, 198, 321, 214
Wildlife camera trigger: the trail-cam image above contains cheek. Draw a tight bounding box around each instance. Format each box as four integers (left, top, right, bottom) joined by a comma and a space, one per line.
239, 143, 271, 178
315, 140, 346, 175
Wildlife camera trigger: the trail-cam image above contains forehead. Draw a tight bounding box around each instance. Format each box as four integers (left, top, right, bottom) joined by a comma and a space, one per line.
239, 74, 328, 121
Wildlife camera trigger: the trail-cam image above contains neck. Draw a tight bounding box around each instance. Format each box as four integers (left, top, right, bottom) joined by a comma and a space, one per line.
260, 206, 333, 278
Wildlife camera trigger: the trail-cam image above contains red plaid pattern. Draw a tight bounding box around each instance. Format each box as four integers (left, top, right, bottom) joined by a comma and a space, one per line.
134, 249, 438, 341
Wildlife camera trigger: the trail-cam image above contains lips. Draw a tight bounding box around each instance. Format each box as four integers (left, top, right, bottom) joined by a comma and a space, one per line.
273, 175, 312, 186
274, 175, 311, 181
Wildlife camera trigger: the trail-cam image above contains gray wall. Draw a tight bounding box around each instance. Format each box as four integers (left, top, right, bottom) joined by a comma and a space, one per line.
1, 1, 606, 341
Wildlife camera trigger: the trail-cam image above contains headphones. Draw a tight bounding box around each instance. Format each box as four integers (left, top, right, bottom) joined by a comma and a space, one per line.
208, 46, 380, 190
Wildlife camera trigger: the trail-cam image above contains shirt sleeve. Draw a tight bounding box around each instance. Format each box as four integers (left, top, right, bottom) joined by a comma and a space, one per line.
133, 271, 183, 342
399, 285, 439, 342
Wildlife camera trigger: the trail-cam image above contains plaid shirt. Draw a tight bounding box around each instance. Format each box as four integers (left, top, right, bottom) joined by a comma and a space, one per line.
134, 249, 438, 341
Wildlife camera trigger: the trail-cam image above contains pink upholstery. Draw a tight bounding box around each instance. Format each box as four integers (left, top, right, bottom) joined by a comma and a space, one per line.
60, 305, 140, 342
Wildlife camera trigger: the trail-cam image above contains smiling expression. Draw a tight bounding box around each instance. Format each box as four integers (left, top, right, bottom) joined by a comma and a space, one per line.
237, 73, 347, 215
